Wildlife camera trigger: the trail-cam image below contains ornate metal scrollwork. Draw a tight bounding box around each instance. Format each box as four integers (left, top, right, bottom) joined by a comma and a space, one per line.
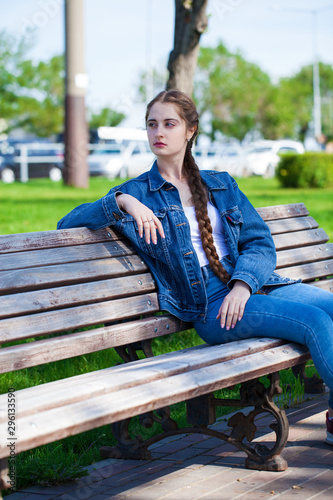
114, 339, 154, 363
100, 419, 151, 461
225, 375, 289, 471
186, 373, 289, 471
101, 369, 290, 471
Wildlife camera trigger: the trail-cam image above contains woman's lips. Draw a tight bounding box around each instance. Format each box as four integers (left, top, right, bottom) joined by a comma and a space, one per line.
154, 142, 166, 147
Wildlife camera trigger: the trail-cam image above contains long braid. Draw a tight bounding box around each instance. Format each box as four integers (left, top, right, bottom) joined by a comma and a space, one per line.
146, 90, 231, 284
184, 140, 231, 284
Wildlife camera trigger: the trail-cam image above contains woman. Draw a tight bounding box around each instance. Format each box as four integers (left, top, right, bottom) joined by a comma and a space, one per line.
58, 90, 333, 444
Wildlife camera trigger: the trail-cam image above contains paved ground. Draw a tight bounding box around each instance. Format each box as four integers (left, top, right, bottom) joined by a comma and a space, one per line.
5, 392, 333, 500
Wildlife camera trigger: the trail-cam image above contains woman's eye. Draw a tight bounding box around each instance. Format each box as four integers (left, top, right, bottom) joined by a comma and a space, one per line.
148, 123, 156, 128
166, 122, 174, 127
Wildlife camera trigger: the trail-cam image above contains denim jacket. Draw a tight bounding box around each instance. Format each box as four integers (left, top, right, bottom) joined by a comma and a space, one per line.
57, 161, 298, 322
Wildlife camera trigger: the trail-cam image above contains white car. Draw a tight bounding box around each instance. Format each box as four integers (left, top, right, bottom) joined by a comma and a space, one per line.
120, 141, 155, 179
214, 146, 246, 177
193, 147, 222, 170
88, 145, 124, 179
244, 140, 305, 177
88, 141, 155, 179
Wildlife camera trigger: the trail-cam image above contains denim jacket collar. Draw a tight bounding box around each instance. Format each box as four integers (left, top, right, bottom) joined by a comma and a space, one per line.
148, 161, 169, 191
148, 160, 228, 192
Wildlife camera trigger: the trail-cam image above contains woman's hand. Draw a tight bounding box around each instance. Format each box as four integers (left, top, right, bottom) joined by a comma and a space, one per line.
116, 194, 165, 244
216, 280, 251, 330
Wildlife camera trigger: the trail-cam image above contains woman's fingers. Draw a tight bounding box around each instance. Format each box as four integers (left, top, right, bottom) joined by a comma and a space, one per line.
216, 281, 251, 329
218, 298, 238, 330
139, 215, 165, 244
116, 195, 165, 243
219, 301, 241, 330
143, 218, 154, 244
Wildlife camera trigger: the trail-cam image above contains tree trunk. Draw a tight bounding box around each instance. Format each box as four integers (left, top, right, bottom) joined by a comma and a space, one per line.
167, 0, 208, 97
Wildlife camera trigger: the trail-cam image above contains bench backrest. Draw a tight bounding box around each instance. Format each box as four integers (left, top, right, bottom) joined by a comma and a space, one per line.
0, 203, 332, 374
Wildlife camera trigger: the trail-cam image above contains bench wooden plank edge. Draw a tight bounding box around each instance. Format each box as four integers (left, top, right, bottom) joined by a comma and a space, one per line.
0, 338, 287, 416
0, 342, 310, 459
256, 203, 308, 221
0, 314, 190, 374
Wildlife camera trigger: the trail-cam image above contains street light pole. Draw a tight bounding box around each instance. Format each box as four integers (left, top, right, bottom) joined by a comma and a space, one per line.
312, 10, 322, 138
64, 0, 89, 187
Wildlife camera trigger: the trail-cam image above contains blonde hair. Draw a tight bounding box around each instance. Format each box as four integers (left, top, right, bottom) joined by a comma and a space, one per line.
146, 90, 231, 284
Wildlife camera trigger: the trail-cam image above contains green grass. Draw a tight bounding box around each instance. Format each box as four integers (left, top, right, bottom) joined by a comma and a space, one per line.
0, 177, 120, 234
0, 176, 332, 239
1, 175, 332, 493
236, 176, 333, 241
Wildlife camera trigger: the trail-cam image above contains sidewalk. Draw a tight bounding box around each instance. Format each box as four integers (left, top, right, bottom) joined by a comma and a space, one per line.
6, 392, 333, 500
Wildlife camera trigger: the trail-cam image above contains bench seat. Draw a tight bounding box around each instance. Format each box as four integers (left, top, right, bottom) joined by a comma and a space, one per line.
0, 338, 309, 460
0, 202, 332, 493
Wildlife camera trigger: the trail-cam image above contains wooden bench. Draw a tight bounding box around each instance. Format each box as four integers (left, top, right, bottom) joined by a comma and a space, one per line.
1, 202, 333, 494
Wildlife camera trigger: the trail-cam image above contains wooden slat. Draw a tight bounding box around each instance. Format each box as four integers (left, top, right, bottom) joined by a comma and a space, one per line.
0, 274, 156, 319
311, 279, 333, 292
0, 255, 147, 294
0, 314, 189, 374
0, 342, 309, 458
266, 216, 318, 235
278, 260, 333, 282
276, 243, 333, 269
0, 293, 159, 343
0, 339, 285, 416
0, 226, 122, 254
273, 228, 329, 251
256, 203, 308, 222
0, 240, 135, 272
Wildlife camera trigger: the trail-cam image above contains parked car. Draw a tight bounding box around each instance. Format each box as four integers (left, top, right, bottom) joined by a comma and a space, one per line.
243, 140, 305, 178
0, 141, 64, 183
120, 141, 155, 179
214, 146, 246, 177
193, 147, 222, 170
88, 145, 124, 179
88, 141, 154, 179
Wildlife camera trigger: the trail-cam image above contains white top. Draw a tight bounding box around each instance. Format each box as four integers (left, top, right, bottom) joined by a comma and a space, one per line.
184, 202, 229, 267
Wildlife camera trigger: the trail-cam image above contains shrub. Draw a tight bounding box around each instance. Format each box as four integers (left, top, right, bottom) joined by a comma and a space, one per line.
276, 152, 333, 188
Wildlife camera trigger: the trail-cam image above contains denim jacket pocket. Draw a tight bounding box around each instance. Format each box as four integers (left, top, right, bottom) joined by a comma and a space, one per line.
223, 208, 243, 252
225, 207, 243, 226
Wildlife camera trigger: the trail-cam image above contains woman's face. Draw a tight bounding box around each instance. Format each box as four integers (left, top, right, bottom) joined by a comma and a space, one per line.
146, 102, 194, 161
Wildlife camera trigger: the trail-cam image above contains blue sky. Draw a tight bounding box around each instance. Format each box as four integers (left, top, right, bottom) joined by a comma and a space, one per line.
2, 0, 333, 127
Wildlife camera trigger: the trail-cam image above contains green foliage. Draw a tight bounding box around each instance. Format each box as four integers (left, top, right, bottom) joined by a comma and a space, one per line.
0, 31, 31, 122
15, 55, 65, 137
0, 30, 64, 137
276, 152, 333, 188
0, 30, 126, 138
195, 41, 333, 143
274, 63, 333, 142
89, 107, 125, 129
196, 41, 272, 141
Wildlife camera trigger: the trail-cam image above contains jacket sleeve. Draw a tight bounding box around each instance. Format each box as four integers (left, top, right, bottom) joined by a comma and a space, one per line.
57, 188, 125, 230
227, 179, 277, 294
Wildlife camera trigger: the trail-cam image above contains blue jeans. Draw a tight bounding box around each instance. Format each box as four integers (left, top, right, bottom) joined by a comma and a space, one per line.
194, 264, 333, 409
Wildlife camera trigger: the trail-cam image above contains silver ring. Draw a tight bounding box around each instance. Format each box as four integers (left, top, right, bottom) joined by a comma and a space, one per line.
149, 218, 154, 222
